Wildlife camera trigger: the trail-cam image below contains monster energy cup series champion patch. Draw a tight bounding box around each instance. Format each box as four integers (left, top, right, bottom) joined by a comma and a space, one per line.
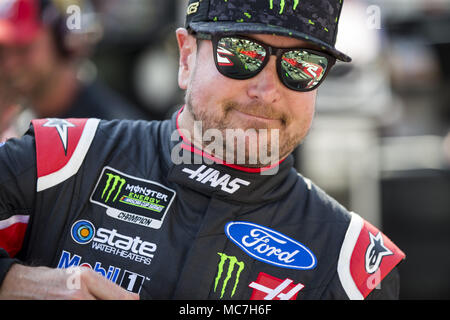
90, 166, 176, 229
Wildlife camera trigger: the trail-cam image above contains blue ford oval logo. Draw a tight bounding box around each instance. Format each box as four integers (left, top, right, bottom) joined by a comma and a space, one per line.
225, 222, 317, 270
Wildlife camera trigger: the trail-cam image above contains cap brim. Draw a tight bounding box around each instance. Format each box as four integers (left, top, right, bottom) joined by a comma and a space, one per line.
189, 21, 351, 63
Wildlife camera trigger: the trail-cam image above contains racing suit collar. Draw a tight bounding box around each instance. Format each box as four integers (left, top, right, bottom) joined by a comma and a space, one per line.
165, 107, 299, 205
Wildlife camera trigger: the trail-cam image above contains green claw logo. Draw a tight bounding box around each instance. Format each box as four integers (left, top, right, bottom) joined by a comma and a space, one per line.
214, 253, 245, 299
102, 173, 126, 203
269, 0, 300, 14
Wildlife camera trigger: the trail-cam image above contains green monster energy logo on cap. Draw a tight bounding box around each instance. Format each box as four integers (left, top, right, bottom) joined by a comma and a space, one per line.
214, 253, 245, 299
102, 173, 126, 203
269, 0, 300, 14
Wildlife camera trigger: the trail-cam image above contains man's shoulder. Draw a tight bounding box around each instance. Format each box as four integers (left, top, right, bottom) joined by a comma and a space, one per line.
32, 118, 101, 192
336, 211, 406, 299
293, 174, 405, 299
31, 117, 171, 192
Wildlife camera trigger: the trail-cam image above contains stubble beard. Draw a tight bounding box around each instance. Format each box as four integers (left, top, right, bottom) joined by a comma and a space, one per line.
185, 91, 306, 168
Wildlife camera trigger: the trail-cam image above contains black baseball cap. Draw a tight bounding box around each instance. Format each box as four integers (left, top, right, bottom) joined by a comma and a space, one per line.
185, 0, 351, 62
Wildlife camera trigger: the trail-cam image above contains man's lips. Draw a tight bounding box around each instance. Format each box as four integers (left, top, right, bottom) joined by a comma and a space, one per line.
231, 108, 281, 123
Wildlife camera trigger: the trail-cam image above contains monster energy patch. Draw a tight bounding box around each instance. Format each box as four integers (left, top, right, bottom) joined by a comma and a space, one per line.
90, 166, 176, 229
214, 253, 245, 299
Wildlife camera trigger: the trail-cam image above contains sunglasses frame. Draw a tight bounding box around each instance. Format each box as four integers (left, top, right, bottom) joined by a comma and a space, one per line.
196, 32, 336, 92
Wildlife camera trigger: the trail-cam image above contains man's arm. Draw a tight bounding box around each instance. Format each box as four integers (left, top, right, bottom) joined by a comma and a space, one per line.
0, 126, 139, 300
0, 264, 139, 300
0, 131, 37, 285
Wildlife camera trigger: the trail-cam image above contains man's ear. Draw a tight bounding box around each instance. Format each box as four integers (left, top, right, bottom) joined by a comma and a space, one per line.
176, 28, 197, 90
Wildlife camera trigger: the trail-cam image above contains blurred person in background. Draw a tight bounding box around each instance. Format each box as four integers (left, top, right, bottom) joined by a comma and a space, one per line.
0, 45, 33, 142
0, 73, 19, 141
0, 0, 146, 123
0, 91, 32, 142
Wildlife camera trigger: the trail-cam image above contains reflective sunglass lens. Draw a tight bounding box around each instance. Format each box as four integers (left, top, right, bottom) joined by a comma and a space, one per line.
280, 50, 329, 90
216, 37, 267, 79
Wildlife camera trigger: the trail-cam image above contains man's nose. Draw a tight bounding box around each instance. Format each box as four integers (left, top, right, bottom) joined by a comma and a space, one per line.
246, 57, 282, 104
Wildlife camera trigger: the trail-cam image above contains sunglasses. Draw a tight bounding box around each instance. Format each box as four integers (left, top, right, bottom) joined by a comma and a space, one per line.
196, 33, 336, 92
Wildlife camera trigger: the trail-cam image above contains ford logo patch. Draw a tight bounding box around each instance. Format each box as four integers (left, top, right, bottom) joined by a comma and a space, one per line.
225, 222, 317, 270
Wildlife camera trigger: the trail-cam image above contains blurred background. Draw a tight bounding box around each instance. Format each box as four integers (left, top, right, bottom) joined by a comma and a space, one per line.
1, 0, 449, 299
301, 0, 450, 299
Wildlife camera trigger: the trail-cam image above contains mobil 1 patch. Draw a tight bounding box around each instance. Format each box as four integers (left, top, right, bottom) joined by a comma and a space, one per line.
90, 166, 176, 229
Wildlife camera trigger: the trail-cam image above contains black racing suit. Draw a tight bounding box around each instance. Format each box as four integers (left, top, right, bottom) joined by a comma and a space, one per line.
0, 109, 405, 300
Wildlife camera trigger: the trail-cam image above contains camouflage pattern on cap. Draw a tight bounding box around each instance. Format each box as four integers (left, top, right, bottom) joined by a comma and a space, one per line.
185, 0, 351, 62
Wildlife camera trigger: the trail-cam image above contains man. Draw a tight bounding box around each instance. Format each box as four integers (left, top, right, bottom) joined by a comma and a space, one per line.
0, 0, 145, 121
0, 0, 405, 300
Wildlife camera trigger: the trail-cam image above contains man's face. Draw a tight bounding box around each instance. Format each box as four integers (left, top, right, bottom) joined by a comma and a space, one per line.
177, 29, 317, 167
0, 29, 58, 98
